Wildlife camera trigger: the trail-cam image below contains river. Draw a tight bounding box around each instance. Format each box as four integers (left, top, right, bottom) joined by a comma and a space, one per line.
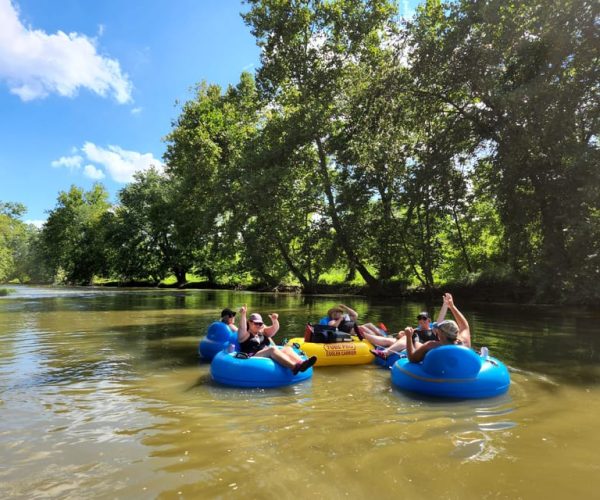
1, 286, 599, 499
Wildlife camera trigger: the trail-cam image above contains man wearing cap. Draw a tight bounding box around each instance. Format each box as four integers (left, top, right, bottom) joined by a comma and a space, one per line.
220, 308, 238, 332
405, 320, 462, 362
367, 311, 438, 359
405, 293, 472, 362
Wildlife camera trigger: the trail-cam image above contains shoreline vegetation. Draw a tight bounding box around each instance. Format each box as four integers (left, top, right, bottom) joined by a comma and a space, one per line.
81, 277, 539, 305
1, 279, 540, 305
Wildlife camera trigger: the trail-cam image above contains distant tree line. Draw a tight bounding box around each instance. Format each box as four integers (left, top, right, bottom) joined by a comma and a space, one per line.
1, 0, 598, 304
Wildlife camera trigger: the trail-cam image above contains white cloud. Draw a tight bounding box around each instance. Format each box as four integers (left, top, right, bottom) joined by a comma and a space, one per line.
51, 154, 82, 170
81, 142, 163, 183
51, 143, 163, 183
130, 107, 143, 115
83, 163, 105, 180
0, 0, 132, 103
25, 219, 45, 228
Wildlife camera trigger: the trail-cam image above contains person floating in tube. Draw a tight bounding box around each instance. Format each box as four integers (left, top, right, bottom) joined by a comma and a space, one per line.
325, 304, 365, 340
238, 305, 317, 375
369, 293, 472, 360
220, 308, 238, 332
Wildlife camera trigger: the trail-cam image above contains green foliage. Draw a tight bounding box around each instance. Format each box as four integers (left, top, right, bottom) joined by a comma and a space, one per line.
164, 73, 263, 283
408, 0, 600, 301
40, 184, 111, 284
8, 0, 598, 303
0, 201, 46, 283
107, 168, 188, 284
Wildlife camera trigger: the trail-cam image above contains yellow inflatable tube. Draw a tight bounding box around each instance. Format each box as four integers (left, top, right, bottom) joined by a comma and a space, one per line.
286, 337, 374, 366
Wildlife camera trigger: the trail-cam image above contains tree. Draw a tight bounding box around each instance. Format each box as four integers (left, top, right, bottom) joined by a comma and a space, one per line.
408, 0, 600, 300
234, 108, 337, 290
41, 184, 111, 284
164, 73, 263, 283
243, 0, 400, 289
108, 168, 194, 286
0, 202, 26, 282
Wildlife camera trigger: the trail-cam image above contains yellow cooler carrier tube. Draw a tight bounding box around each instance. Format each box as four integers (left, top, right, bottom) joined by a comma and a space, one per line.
286, 338, 374, 366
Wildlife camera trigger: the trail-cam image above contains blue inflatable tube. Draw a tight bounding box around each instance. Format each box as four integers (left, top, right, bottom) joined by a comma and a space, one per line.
391, 345, 510, 399
372, 348, 402, 368
199, 321, 238, 360
210, 348, 313, 388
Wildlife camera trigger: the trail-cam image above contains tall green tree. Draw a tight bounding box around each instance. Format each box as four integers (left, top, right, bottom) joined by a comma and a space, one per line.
408, 0, 600, 299
41, 184, 111, 284
235, 109, 337, 290
164, 73, 263, 283
0, 202, 27, 282
243, 0, 400, 289
107, 168, 191, 285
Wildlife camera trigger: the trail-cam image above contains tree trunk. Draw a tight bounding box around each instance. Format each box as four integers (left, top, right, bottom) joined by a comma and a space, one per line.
174, 266, 187, 287
416, 204, 435, 290
314, 136, 380, 289
377, 185, 397, 280
274, 233, 311, 289
395, 201, 426, 286
451, 206, 473, 274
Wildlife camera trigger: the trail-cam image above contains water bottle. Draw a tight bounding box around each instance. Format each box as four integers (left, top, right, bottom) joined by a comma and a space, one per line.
480, 346, 489, 358
227, 343, 235, 353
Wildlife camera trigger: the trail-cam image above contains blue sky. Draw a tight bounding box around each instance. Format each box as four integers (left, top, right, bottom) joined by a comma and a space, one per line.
0, 0, 419, 225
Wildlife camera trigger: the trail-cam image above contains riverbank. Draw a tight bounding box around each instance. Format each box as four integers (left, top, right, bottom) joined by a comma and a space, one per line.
4, 277, 584, 305
94, 278, 543, 305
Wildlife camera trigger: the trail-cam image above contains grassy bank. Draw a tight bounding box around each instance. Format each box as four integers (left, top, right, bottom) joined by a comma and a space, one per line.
93, 274, 546, 305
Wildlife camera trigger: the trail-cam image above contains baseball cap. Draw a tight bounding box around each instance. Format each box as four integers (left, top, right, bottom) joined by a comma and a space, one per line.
249, 313, 264, 324
221, 308, 236, 318
433, 320, 459, 340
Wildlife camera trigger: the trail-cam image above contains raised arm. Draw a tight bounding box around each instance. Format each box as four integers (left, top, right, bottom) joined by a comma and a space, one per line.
264, 313, 280, 337
436, 295, 449, 322
328, 315, 343, 328
404, 326, 435, 362
237, 305, 249, 343
340, 304, 358, 321
444, 293, 471, 347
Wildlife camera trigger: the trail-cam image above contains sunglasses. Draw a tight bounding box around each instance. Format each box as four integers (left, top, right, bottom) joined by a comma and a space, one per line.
251, 321, 264, 326
417, 316, 428, 320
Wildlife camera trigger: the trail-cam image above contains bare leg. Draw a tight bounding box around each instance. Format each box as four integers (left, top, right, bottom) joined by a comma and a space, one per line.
255, 346, 316, 373
370, 332, 408, 359
360, 327, 395, 347
361, 323, 387, 337
387, 336, 407, 353
280, 345, 303, 363
255, 346, 296, 369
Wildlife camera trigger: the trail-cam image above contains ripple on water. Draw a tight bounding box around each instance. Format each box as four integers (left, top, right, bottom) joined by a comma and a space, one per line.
2, 288, 600, 498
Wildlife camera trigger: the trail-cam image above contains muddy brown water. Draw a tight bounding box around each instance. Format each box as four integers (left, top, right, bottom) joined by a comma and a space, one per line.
1, 286, 599, 499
